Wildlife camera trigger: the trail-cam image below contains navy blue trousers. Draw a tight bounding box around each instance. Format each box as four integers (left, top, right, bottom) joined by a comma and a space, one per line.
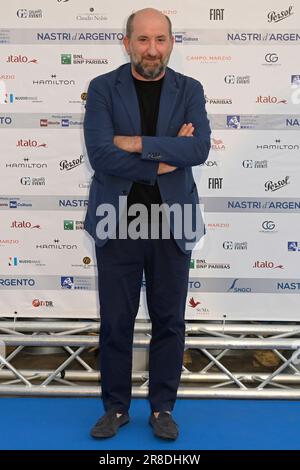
95, 228, 191, 414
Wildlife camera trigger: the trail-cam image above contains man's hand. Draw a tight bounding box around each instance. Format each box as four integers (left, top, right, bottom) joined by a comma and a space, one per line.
157, 123, 194, 175
114, 123, 193, 153
177, 122, 194, 137
113, 136, 142, 153
114, 123, 194, 176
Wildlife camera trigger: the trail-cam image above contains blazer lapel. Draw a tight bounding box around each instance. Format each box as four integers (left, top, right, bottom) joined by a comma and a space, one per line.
115, 64, 179, 137
115, 63, 141, 135
156, 67, 179, 136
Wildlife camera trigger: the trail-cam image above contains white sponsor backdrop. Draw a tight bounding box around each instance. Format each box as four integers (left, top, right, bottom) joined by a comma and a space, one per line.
0, 0, 300, 320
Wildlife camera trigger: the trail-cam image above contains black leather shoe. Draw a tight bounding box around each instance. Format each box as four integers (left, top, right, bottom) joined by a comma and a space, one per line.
149, 412, 179, 440
90, 410, 130, 438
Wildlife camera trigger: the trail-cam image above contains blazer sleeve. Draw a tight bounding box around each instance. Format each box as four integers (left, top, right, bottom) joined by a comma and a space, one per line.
140, 81, 211, 168
84, 79, 159, 185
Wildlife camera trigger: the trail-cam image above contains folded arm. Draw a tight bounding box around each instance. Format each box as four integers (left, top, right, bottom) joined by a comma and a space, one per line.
140, 82, 211, 168
84, 80, 159, 185
114, 123, 195, 175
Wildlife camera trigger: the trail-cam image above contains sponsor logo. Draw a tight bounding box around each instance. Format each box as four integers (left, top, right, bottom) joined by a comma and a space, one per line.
188, 296, 200, 307
211, 137, 225, 151
33, 74, 75, 86
9, 199, 33, 209
32, 299, 54, 308
40, 117, 83, 127
209, 8, 224, 20
256, 95, 287, 104
190, 259, 230, 269
17, 9, 42, 18
9, 256, 22, 266
0, 239, 19, 246
288, 241, 300, 251
267, 6, 294, 23
188, 297, 210, 315
174, 32, 201, 43
0, 86, 13, 104
205, 95, 232, 105
201, 160, 218, 167
227, 115, 240, 128
9, 256, 44, 267
20, 176, 46, 186
36, 240, 78, 250
291, 75, 300, 87
76, 7, 108, 22
71, 256, 96, 269
2, 93, 42, 104
261, 220, 276, 232
10, 220, 41, 229
61, 276, 74, 289
253, 260, 284, 269
223, 241, 248, 250
60, 276, 92, 290
224, 75, 250, 84
257, 138, 299, 151
227, 279, 252, 293
17, 139, 46, 148
265, 176, 290, 192
242, 160, 268, 168
6, 54, 38, 64
264, 52, 279, 63
61, 53, 108, 65
207, 222, 230, 230
64, 220, 84, 230
6, 158, 47, 169
161, 10, 178, 16
186, 55, 231, 63
0, 74, 15, 80
208, 177, 223, 189
0, 81, 42, 104
59, 155, 84, 171
61, 54, 72, 64
78, 181, 90, 189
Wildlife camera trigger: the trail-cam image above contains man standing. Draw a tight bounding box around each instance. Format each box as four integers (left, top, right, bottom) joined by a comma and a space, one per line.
84, 8, 211, 440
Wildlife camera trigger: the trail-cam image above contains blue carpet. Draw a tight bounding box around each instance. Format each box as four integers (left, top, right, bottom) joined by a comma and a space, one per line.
0, 398, 299, 450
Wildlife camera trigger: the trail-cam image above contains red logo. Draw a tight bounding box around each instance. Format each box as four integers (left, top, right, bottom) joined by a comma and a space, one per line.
189, 297, 201, 308
17, 139, 47, 147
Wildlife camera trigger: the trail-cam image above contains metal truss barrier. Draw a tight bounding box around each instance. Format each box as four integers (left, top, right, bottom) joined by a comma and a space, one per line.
1, 319, 300, 398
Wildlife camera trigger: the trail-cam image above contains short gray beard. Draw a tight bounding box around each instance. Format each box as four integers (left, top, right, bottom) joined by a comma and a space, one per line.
133, 60, 165, 79
131, 52, 171, 80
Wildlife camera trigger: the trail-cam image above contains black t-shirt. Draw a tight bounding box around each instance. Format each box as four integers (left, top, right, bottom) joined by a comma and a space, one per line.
126, 74, 164, 223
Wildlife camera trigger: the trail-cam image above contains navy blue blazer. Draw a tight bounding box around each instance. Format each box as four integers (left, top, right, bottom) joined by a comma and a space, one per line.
83, 63, 211, 253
